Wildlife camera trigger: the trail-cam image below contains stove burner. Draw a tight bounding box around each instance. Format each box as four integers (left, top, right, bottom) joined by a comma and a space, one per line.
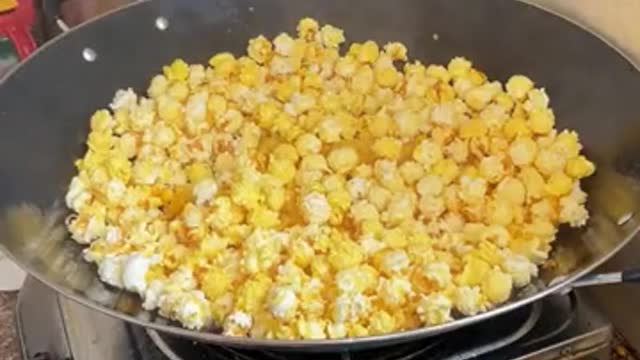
146, 298, 546, 360
16, 277, 612, 360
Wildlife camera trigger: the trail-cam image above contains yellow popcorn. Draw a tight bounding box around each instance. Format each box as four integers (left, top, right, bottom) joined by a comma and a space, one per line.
156, 95, 181, 123
454, 286, 486, 316
495, 177, 526, 205
272, 143, 299, 163
295, 133, 322, 156
379, 249, 411, 275
328, 238, 365, 271
375, 65, 401, 88
327, 147, 359, 174
552, 130, 581, 159
566, 155, 595, 179
372, 136, 403, 159
525, 88, 550, 110
559, 186, 589, 227
374, 159, 406, 191
482, 269, 513, 304
494, 92, 514, 111
486, 200, 513, 226
235, 275, 272, 314
447, 57, 472, 78
209, 52, 237, 77
505, 75, 534, 100
67, 17, 595, 339
148, 75, 169, 98
87, 131, 113, 153
90, 110, 113, 132
545, 172, 573, 196
426, 65, 451, 83
379, 228, 406, 249
394, 110, 422, 138
383, 192, 416, 225
478, 155, 505, 183
202, 268, 232, 300
168, 81, 190, 102
459, 176, 487, 204
413, 139, 443, 168
350, 65, 374, 94
320, 24, 345, 48
379, 276, 413, 306
458, 257, 491, 286
509, 137, 538, 166
535, 148, 566, 176
468, 69, 487, 85
358, 41, 380, 63
368, 112, 395, 137
367, 184, 392, 211
350, 200, 381, 224
399, 161, 425, 184
360, 220, 384, 238
459, 118, 487, 139
528, 108, 555, 134
297, 17, 319, 40
163, 58, 189, 81
383, 42, 408, 61
186, 162, 213, 184
237, 58, 261, 87
464, 81, 501, 111
247, 35, 273, 64
418, 195, 446, 220
369, 310, 396, 335
327, 189, 352, 214
502, 117, 531, 139
297, 319, 327, 340
301, 192, 331, 224
433, 159, 460, 185
300, 154, 329, 173
416, 293, 453, 325
232, 180, 263, 211
317, 117, 343, 143
248, 207, 280, 228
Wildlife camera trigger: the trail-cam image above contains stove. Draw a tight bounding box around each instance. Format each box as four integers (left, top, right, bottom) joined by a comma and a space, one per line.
15, 276, 614, 360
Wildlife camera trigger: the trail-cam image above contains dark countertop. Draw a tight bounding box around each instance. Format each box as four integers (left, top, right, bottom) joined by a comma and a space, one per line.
0, 292, 20, 360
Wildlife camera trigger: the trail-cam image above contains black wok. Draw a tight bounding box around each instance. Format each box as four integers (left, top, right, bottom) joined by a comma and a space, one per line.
1, 0, 640, 351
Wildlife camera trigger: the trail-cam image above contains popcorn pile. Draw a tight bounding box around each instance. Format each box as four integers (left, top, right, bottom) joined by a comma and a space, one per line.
65, 18, 595, 339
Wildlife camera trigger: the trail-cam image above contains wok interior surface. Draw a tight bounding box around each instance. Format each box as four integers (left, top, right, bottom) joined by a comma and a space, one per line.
1, 0, 640, 350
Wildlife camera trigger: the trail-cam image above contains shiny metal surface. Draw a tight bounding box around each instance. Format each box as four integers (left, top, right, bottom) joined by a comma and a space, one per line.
511, 295, 613, 360
570, 272, 623, 289
529, 0, 640, 351
146, 302, 544, 359
16, 277, 72, 360
424, 302, 542, 360
2, 0, 640, 350
16, 278, 613, 360
17, 277, 149, 360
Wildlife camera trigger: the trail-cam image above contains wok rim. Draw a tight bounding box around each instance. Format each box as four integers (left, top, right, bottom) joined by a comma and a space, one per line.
1, 0, 638, 350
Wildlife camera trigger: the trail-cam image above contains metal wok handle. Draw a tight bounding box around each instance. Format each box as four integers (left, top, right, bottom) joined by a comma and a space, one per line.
570, 269, 640, 288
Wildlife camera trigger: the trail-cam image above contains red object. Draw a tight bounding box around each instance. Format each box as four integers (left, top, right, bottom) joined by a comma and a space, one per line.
0, 0, 36, 60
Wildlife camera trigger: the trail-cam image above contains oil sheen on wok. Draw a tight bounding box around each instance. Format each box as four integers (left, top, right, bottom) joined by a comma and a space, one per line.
64, 18, 595, 340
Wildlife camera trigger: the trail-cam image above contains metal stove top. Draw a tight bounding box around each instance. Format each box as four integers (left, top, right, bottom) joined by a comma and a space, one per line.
16, 277, 612, 360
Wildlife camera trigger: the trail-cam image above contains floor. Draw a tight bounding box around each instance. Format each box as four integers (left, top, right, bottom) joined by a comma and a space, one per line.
0, 292, 20, 360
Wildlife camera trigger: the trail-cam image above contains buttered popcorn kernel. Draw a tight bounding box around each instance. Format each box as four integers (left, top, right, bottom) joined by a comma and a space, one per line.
66, 18, 594, 339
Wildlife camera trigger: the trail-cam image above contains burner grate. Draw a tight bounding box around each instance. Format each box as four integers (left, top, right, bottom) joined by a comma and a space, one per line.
146, 298, 545, 360
17, 278, 610, 360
